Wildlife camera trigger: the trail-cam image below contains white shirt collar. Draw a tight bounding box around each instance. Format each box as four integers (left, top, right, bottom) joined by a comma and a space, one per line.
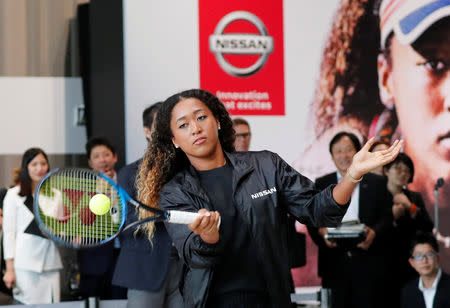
336, 171, 345, 182
337, 171, 343, 182
418, 269, 442, 308
419, 268, 442, 292
112, 171, 118, 184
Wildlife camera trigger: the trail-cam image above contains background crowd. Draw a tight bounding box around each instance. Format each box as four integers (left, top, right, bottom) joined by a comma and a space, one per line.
0, 97, 448, 307
0, 0, 449, 307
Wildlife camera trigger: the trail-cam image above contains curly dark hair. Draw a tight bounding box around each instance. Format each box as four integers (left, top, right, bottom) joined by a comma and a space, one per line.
136, 89, 235, 238
312, 0, 386, 138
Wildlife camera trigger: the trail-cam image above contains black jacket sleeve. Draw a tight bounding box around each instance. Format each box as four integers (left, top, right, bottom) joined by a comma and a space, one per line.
272, 153, 348, 228
410, 191, 434, 232
117, 162, 138, 198
159, 185, 225, 269
307, 174, 334, 247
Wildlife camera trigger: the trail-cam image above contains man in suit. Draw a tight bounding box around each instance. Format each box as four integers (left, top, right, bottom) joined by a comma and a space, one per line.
112, 102, 182, 308
308, 132, 392, 308
77, 137, 126, 300
401, 232, 450, 308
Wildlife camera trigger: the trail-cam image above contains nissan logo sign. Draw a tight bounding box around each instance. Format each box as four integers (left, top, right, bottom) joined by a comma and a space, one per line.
209, 11, 274, 77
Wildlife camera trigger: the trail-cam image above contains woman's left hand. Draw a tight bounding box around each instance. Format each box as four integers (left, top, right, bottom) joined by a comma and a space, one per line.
348, 138, 403, 179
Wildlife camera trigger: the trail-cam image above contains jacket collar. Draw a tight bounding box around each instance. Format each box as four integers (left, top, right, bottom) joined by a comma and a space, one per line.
225, 151, 254, 193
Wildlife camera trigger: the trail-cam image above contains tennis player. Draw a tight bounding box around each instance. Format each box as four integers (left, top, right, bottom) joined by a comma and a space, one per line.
136, 89, 402, 308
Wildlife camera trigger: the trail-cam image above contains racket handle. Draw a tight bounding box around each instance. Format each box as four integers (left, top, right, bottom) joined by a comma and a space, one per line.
167, 210, 221, 228
168, 211, 200, 224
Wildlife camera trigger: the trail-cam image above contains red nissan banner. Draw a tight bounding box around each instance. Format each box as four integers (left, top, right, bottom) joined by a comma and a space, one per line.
199, 0, 285, 115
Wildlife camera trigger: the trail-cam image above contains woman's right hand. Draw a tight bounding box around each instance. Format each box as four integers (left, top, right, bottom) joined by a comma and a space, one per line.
188, 209, 221, 244
3, 269, 16, 289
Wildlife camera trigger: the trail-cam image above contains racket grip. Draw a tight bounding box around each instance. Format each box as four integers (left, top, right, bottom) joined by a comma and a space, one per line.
167, 210, 221, 228
168, 210, 200, 224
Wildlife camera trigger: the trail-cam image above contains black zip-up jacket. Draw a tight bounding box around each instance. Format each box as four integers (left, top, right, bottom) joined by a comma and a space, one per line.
159, 151, 348, 308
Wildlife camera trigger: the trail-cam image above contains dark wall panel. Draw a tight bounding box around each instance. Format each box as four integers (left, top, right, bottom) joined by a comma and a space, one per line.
86, 0, 125, 168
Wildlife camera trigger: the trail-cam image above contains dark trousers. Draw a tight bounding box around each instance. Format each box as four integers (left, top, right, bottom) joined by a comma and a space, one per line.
325, 251, 387, 308
79, 248, 126, 300
206, 291, 270, 308
126, 258, 183, 308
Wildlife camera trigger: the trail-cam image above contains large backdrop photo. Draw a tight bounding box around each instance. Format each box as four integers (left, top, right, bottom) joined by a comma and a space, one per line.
123, 0, 450, 286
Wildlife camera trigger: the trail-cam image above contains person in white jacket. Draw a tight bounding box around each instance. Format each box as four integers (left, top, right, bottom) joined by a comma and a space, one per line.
2, 148, 62, 304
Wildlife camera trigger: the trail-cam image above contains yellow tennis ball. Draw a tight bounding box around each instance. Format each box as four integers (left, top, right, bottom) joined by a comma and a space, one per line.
89, 194, 111, 215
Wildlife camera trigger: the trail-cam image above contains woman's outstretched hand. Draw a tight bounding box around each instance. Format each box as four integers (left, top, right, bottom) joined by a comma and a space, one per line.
347, 138, 403, 180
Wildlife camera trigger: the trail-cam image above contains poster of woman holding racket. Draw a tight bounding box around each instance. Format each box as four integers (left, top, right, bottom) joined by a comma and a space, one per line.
293, 0, 450, 272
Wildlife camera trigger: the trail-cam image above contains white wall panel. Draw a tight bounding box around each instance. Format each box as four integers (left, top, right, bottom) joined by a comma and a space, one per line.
0, 77, 86, 154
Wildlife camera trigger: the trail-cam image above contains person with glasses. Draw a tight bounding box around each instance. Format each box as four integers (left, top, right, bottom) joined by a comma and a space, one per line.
232, 118, 251, 151
383, 153, 434, 306
401, 232, 450, 308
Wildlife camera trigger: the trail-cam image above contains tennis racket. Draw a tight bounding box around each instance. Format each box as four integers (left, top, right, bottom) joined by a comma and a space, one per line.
34, 168, 200, 249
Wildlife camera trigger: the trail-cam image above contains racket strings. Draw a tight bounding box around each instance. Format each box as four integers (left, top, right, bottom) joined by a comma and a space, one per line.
37, 168, 123, 247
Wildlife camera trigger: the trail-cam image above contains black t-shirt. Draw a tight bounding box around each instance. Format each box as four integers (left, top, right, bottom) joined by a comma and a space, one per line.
196, 162, 266, 296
